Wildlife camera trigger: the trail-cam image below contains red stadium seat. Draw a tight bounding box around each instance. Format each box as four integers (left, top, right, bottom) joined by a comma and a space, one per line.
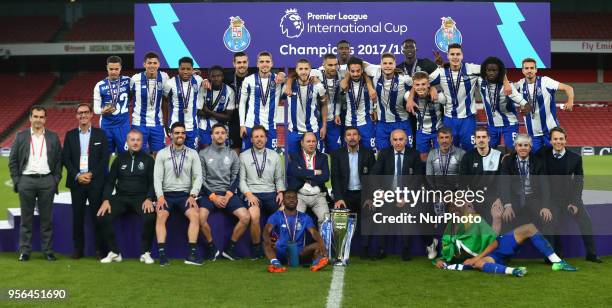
0, 16, 61, 43
63, 15, 134, 41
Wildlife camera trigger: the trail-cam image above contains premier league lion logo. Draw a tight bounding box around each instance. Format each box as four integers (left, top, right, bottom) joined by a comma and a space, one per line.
223, 16, 251, 52
434, 17, 463, 53
280, 8, 304, 39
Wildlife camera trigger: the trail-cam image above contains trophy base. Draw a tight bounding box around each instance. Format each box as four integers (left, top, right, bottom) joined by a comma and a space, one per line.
333, 260, 346, 267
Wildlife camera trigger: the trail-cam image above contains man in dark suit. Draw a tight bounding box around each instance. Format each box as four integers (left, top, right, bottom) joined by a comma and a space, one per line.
287, 132, 330, 226
331, 127, 376, 211
331, 127, 376, 258
500, 133, 553, 238
9, 106, 62, 261
62, 103, 109, 259
539, 127, 602, 263
372, 129, 423, 261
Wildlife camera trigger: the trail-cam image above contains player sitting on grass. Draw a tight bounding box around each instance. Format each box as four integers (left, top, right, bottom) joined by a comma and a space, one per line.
263, 190, 329, 273
434, 201, 577, 277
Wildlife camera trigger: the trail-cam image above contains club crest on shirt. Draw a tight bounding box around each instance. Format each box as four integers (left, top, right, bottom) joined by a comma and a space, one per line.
280, 8, 304, 39
435, 17, 462, 53
223, 16, 251, 52
138, 162, 145, 170
223, 156, 231, 165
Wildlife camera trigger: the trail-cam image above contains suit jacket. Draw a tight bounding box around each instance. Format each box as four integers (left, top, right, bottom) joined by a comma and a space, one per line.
372, 147, 423, 189
331, 146, 376, 202
62, 127, 109, 189
538, 146, 584, 206
500, 152, 550, 211
287, 151, 329, 193
8, 128, 62, 193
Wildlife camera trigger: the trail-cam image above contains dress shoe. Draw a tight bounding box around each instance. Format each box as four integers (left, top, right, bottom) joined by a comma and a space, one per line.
401, 248, 412, 261
18, 253, 30, 261
71, 250, 83, 259
586, 254, 603, 263
44, 253, 57, 261
371, 248, 386, 260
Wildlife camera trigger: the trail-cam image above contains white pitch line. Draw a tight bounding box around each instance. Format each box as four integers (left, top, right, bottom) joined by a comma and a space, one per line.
326, 266, 346, 308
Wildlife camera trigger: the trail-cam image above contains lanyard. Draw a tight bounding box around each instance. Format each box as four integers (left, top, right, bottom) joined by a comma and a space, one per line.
206, 85, 227, 111
321, 70, 339, 104
296, 81, 314, 111
177, 78, 193, 112
251, 148, 267, 178
437, 148, 453, 175
30, 134, 45, 158
144, 72, 160, 107
378, 71, 399, 109
170, 146, 187, 178
403, 60, 417, 76
257, 73, 272, 107
348, 78, 364, 109
446, 65, 463, 107
525, 77, 539, 119
282, 210, 299, 242
233, 74, 241, 103
485, 81, 500, 113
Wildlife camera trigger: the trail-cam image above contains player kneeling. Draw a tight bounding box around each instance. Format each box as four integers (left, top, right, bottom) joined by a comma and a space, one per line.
263, 190, 328, 273
435, 202, 577, 277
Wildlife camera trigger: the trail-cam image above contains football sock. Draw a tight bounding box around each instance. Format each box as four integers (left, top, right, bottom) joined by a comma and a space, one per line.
482, 263, 509, 275
158, 243, 166, 254
530, 233, 561, 262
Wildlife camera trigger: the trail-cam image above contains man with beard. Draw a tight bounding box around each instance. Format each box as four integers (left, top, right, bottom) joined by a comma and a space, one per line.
197, 65, 235, 148
283, 58, 328, 155
310, 54, 344, 153
154, 122, 203, 266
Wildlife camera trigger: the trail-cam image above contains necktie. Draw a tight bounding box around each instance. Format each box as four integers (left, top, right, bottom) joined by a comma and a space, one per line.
519, 160, 527, 208
395, 152, 402, 176
554, 153, 561, 159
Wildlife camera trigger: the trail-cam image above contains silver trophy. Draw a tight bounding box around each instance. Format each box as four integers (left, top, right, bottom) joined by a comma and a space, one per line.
322, 209, 357, 266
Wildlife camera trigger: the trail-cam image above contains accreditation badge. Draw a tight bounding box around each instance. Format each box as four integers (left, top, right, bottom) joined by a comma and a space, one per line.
79, 154, 89, 173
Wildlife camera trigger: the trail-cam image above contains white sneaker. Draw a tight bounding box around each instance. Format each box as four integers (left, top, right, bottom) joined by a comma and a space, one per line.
100, 251, 122, 263
426, 238, 438, 260
140, 252, 154, 264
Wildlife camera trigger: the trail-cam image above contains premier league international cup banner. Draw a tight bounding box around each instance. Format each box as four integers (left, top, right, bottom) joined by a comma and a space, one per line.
134, 2, 550, 69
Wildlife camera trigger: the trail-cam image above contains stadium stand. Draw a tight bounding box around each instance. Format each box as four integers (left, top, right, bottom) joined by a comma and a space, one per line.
0, 73, 56, 141
551, 12, 612, 39
0, 16, 62, 43
54, 70, 138, 103
62, 15, 133, 41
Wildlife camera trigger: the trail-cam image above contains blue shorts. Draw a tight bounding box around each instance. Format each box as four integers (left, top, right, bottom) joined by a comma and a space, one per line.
357, 121, 376, 151
530, 134, 551, 153
324, 120, 343, 154
133, 125, 166, 152
442, 116, 476, 150
488, 124, 518, 149
275, 243, 304, 265
102, 123, 130, 154
489, 231, 521, 266
375, 121, 413, 151
198, 193, 246, 213
198, 129, 212, 147
160, 191, 192, 214
286, 131, 322, 155
184, 130, 198, 150
251, 192, 280, 215
416, 130, 438, 154
242, 127, 278, 151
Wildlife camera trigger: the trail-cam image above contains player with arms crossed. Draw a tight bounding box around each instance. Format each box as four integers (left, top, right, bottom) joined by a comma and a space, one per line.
263, 190, 329, 273
94, 55, 131, 154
